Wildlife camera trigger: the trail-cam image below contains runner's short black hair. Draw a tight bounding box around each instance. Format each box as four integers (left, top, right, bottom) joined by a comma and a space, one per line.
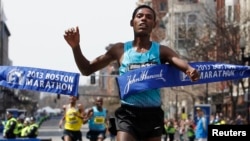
132, 5, 156, 21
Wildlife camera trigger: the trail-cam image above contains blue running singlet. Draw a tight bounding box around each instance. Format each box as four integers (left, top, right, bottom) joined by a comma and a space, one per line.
119, 41, 162, 107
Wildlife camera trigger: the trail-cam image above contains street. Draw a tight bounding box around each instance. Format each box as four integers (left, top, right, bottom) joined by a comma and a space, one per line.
38, 118, 114, 141
38, 118, 166, 141
0, 118, 167, 141
38, 124, 94, 141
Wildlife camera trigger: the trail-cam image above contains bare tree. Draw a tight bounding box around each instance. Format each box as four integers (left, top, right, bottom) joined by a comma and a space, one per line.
162, 2, 250, 118
192, 3, 250, 118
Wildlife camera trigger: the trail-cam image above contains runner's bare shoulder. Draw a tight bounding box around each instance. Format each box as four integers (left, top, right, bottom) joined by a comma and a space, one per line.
77, 103, 84, 110
106, 42, 124, 57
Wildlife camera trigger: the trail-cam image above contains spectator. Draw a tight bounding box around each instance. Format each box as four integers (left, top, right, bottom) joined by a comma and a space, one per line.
26, 117, 39, 138
195, 107, 208, 141
3, 111, 18, 139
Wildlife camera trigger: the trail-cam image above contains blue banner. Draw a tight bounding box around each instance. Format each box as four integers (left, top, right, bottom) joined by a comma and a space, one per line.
116, 62, 250, 99
0, 66, 80, 96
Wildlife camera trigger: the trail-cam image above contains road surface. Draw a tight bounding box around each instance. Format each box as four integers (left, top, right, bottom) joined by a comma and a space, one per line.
38, 118, 114, 141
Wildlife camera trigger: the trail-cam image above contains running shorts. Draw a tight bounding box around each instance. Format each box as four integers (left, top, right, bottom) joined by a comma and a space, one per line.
86, 130, 106, 140
62, 129, 82, 141
115, 104, 164, 140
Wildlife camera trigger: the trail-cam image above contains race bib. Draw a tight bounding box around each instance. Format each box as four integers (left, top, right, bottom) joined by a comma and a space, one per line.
94, 116, 105, 124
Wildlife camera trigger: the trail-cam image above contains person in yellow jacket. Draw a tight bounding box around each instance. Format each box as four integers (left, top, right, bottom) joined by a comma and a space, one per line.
220, 120, 226, 124
20, 119, 30, 138
16, 117, 24, 137
59, 95, 85, 141
187, 124, 195, 141
163, 119, 169, 141
3, 111, 18, 139
164, 120, 176, 141
26, 117, 39, 138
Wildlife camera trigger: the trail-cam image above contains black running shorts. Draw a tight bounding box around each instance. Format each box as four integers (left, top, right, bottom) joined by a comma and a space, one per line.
63, 129, 82, 141
115, 104, 164, 140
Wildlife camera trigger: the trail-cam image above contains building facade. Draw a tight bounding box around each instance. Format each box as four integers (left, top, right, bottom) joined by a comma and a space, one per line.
0, 0, 13, 117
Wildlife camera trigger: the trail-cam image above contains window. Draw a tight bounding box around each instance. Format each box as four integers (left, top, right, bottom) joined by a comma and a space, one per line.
188, 14, 197, 23
159, 2, 167, 11
174, 12, 197, 57
176, 25, 186, 39
187, 26, 196, 38
226, 6, 233, 22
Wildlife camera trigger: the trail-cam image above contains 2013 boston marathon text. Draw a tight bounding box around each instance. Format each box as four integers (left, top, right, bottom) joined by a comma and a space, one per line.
23, 70, 76, 91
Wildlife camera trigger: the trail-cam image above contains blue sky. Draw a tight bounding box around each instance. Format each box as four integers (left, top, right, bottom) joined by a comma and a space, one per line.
3, 0, 137, 85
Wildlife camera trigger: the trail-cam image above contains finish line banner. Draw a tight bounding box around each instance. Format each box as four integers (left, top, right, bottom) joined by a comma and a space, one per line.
116, 62, 250, 99
0, 66, 80, 96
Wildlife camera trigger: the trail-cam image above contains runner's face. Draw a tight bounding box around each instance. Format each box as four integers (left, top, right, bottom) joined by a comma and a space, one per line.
131, 8, 156, 36
96, 98, 103, 107
69, 96, 77, 103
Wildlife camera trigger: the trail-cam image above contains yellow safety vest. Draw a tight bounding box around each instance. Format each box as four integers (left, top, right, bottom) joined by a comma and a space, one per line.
187, 128, 195, 137
27, 123, 39, 136
220, 120, 226, 124
4, 117, 19, 135
16, 122, 23, 136
167, 126, 176, 134
21, 126, 29, 137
